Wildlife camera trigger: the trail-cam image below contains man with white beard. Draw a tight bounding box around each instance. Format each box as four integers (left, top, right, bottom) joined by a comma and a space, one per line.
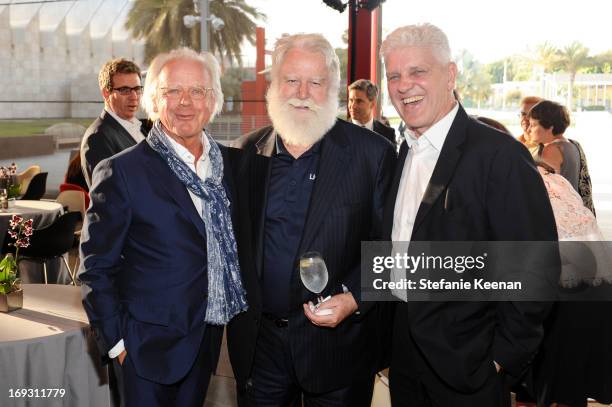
227, 33, 396, 406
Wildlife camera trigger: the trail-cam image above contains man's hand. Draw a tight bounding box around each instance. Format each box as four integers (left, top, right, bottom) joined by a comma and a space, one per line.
303, 292, 358, 328
118, 350, 127, 366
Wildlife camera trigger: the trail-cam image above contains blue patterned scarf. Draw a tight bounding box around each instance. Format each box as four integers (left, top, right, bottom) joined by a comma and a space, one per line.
147, 121, 247, 325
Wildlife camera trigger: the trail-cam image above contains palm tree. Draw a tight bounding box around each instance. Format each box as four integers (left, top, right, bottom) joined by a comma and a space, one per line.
534, 41, 558, 73
455, 49, 492, 109
556, 42, 590, 110
125, 0, 265, 65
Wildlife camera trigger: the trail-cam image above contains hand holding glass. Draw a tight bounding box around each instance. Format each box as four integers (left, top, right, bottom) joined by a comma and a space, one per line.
299, 252, 333, 316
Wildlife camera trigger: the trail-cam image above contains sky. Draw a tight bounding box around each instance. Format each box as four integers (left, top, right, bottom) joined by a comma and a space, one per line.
247, 0, 612, 64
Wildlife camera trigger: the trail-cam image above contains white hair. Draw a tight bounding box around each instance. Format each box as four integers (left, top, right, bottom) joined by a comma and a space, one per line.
270, 33, 341, 98
380, 23, 452, 64
143, 47, 224, 121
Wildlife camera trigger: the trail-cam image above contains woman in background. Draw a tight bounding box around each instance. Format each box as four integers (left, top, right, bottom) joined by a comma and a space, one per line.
477, 116, 612, 407
528, 101, 580, 192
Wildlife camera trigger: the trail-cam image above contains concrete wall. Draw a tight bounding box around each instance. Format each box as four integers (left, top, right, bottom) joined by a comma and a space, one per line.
1, 1, 145, 119
0, 135, 55, 159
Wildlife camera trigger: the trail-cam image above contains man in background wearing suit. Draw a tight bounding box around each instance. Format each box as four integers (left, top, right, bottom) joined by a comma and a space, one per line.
79, 48, 247, 407
348, 78, 397, 145
80, 58, 151, 187
228, 34, 396, 406
380, 23, 558, 406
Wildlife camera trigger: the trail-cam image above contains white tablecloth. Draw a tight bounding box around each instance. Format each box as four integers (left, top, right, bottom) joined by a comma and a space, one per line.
0, 200, 63, 248
0, 284, 110, 407
0, 200, 72, 284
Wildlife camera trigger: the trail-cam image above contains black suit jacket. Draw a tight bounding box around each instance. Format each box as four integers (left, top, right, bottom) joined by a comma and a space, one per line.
227, 119, 396, 393
80, 110, 150, 187
373, 119, 396, 145
382, 106, 559, 392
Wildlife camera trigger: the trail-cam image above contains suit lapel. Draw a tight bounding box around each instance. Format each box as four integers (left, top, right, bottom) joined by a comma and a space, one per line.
299, 122, 349, 252
143, 143, 207, 239
412, 107, 469, 236
252, 153, 272, 280
382, 140, 409, 238
240, 128, 275, 280
101, 110, 138, 147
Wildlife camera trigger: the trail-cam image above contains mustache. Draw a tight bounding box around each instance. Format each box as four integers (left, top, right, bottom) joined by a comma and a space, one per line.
285, 98, 322, 112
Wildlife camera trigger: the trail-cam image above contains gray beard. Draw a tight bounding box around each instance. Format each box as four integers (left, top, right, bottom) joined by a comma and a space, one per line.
266, 85, 338, 147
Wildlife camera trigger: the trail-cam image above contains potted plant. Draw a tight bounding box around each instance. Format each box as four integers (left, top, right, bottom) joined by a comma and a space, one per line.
0, 215, 33, 312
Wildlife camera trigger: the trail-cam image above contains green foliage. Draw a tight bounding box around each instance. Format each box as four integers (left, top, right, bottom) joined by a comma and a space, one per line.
455, 50, 492, 107
220, 66, 253, 112
557, 42, 591, 75
582, 105, 606, 111
0, 119, 93, 138
125, 0, 266, 65
583, 51, 612, 73
485, 60, 506, 84
534, 41, 559, 73
8, 184, 20, 199
0, 254, 17, 294
485, 56, 533, 84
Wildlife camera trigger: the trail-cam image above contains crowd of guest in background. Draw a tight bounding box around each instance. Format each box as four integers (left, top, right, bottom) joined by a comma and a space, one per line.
477, 97, 612, 407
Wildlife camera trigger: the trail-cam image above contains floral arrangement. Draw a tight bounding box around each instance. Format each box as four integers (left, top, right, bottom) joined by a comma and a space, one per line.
0, 163, 17, 177
0, 163, 20, 199
0, 215, 33, 294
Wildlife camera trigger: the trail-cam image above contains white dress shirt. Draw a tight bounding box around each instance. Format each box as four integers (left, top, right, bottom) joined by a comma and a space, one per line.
106, 108, 146, 143
107, 130, 210, 360
389, 103, 458, 301
164, 131, 211, 215
392, 103, 458, 242
352, 116, 374, 131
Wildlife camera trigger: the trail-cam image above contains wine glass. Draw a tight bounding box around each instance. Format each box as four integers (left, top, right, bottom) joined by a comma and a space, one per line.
299, 251, 331, 314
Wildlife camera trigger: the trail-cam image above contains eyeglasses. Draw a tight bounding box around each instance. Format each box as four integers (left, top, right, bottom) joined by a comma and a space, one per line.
160, 86, 213, 100
112, 86, 144, 95
518, 111, 529, 118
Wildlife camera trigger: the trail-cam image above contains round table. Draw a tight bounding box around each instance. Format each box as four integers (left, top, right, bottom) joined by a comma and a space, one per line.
0, 200, 67, 284
0, 200, 64, 248
0, 284, 110, 407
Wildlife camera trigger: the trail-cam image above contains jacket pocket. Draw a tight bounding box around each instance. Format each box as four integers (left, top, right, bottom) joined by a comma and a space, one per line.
125, 302, 171, 326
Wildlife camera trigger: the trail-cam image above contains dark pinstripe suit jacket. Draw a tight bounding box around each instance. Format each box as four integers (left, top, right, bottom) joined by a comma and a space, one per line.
373, 119, 396, 146
227, 119, 396, 393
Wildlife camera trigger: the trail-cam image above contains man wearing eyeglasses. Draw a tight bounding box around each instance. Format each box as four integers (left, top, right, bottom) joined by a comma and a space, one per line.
79, 48, 247, 406
80, 58, 152, 187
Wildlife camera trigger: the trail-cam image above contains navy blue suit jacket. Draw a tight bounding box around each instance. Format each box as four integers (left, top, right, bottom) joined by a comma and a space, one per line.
79, 140, 229, 385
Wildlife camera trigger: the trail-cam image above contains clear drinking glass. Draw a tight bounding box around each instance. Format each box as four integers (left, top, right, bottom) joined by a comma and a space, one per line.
299, 251, 330, 313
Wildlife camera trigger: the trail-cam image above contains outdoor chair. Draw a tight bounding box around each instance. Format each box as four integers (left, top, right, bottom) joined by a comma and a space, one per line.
56, 190, 87, 272
16, 165, 41, 195
59, 182, 90, 207
17, 211, 81, 285
20, 172, 47, 200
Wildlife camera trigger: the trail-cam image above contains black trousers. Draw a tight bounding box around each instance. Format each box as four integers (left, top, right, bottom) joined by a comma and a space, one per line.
243, 316, 374, 407
389, 327, 510, 407
112, 327, 217, 407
